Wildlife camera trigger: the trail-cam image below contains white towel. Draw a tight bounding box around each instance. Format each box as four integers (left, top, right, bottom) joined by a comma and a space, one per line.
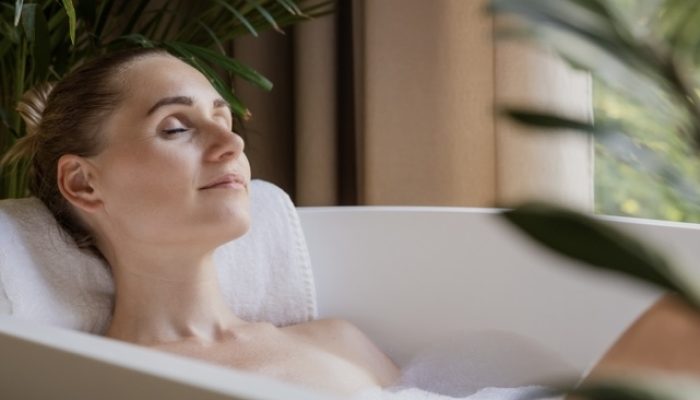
0, 179, 317, 333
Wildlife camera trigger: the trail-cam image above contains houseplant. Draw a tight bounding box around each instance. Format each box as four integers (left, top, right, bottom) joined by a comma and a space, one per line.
487, 0, 700, 399
0, 0, 332, 199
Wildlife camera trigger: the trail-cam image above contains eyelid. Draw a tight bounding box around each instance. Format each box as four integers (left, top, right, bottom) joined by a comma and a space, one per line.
156, 115, 188, 136
159, 114, 191, 128
157, 111, 231, 135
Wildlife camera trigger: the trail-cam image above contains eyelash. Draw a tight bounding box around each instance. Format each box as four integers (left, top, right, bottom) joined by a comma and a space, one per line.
159, 115, 232, 138
162, 127, 190, 135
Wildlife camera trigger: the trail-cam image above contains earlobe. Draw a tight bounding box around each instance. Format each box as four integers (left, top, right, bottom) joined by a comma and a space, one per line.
57, 155, 102, 213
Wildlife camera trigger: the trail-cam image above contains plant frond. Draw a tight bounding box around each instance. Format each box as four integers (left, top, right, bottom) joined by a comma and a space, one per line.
59, 0, 76, 44
14, 0, 24, 27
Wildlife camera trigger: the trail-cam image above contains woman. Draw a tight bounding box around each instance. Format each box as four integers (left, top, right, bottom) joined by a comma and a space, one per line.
4, 48, 700, 397
2, 48, 400, 396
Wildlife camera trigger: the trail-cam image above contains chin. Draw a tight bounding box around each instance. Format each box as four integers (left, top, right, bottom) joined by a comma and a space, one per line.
224, 215, 251, 242
180, 197, 251, 247
208, 209, 251, 246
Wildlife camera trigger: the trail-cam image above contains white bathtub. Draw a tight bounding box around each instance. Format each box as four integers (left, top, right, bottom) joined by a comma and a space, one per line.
1, 206, 693, 399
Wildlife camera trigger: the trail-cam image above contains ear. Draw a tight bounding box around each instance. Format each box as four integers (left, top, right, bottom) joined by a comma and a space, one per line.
57, 154, 103, 213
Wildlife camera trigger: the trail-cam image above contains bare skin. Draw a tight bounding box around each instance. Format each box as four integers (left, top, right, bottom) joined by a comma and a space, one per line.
585, 293, 700, 380
57, 53, 399, 396
148, 318, 400, 396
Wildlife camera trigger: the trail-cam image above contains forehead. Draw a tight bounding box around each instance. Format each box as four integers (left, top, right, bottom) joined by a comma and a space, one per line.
117, 55, 219, 109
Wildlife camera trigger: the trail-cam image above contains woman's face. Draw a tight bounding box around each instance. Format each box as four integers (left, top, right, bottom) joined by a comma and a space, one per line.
88, 54, 251, 248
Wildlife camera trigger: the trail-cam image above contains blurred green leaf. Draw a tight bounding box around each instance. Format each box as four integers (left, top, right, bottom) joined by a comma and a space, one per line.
657, 0, 700, 64
0, 106, 9, 129
19, 4, 35, 42
139, 7, 171, 39
518, 383, 664, 400
246, 0, 283, 33
504, 109, 611, 134
33, 5, 50, 80
211, 0, 259, 37
0, 39, 10, 61
275, 0, 302, 16
75, 0, 97, 31
93, 0, 116, 41
117, 33, 155, 48
567, 385, 671, 400
552, 374, 700, 400
60, 0, 76, 44
120, 0, 150, 36
13, 0, 23, 27
489, 0, 659, 81
501, 202, 700, 310
194, 20, 226, 54
47, 6, 67, 31
1, 15, 21, 44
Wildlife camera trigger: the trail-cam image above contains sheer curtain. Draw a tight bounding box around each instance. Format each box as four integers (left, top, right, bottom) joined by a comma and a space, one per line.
233, 0, 593, 210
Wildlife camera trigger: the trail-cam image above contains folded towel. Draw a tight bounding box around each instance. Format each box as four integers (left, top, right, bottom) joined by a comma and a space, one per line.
0, 179, 317, 333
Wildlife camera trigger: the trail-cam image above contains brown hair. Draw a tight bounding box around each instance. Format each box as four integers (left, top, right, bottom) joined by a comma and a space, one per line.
1, 47, 168, 256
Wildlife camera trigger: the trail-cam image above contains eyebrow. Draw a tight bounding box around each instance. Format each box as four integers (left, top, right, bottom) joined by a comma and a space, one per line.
146, 96, 231, 116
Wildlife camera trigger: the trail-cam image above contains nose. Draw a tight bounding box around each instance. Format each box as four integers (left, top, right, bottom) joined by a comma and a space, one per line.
205, 122, 245, 162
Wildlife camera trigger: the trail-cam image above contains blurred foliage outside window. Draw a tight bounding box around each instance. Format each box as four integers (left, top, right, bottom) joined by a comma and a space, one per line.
594, 0, 700, 222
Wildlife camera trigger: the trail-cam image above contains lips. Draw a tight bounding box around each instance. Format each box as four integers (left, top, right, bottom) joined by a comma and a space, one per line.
199, 173, 247, 190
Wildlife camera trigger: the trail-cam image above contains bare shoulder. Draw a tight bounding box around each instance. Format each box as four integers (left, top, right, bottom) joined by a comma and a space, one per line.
284, 318, 401, 387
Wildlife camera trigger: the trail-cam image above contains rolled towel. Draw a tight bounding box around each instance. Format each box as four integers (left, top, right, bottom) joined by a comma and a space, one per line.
0, 179, 317, 333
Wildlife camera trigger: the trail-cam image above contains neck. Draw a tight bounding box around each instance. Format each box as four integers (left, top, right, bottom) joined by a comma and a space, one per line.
104, 248, 246, 346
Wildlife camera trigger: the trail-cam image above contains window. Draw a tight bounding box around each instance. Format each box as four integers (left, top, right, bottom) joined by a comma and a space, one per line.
594, 0, 700, 222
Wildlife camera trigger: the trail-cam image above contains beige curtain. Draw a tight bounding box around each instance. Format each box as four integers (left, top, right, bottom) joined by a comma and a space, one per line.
233, 0, 593, 210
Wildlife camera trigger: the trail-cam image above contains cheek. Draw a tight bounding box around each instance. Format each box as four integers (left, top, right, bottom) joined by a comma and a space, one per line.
108, 145, 191, 198
97, 142, 197, 236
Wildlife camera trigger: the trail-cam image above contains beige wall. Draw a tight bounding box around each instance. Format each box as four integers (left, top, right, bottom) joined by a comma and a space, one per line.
360, 0, 497, 206
233, 31, 296, 198
358, 0, 592, 209
495, 40, 593, 210
294, 15, 338, 206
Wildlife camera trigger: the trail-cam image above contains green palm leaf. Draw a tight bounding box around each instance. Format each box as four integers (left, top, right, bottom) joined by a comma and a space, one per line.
210, 0, 260, 37
60, 0, 76, 44
0, 0, 332, 198
503, 109, 607, 134
13, 0, 23, 27
170, 41, 273, 90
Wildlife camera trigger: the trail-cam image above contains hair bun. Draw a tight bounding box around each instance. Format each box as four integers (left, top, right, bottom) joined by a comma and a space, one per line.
0, 82, 55, 167
16, 82, 55, 137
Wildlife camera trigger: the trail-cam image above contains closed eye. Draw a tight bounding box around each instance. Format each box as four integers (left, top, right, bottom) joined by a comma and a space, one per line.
163, 127, 190, 134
